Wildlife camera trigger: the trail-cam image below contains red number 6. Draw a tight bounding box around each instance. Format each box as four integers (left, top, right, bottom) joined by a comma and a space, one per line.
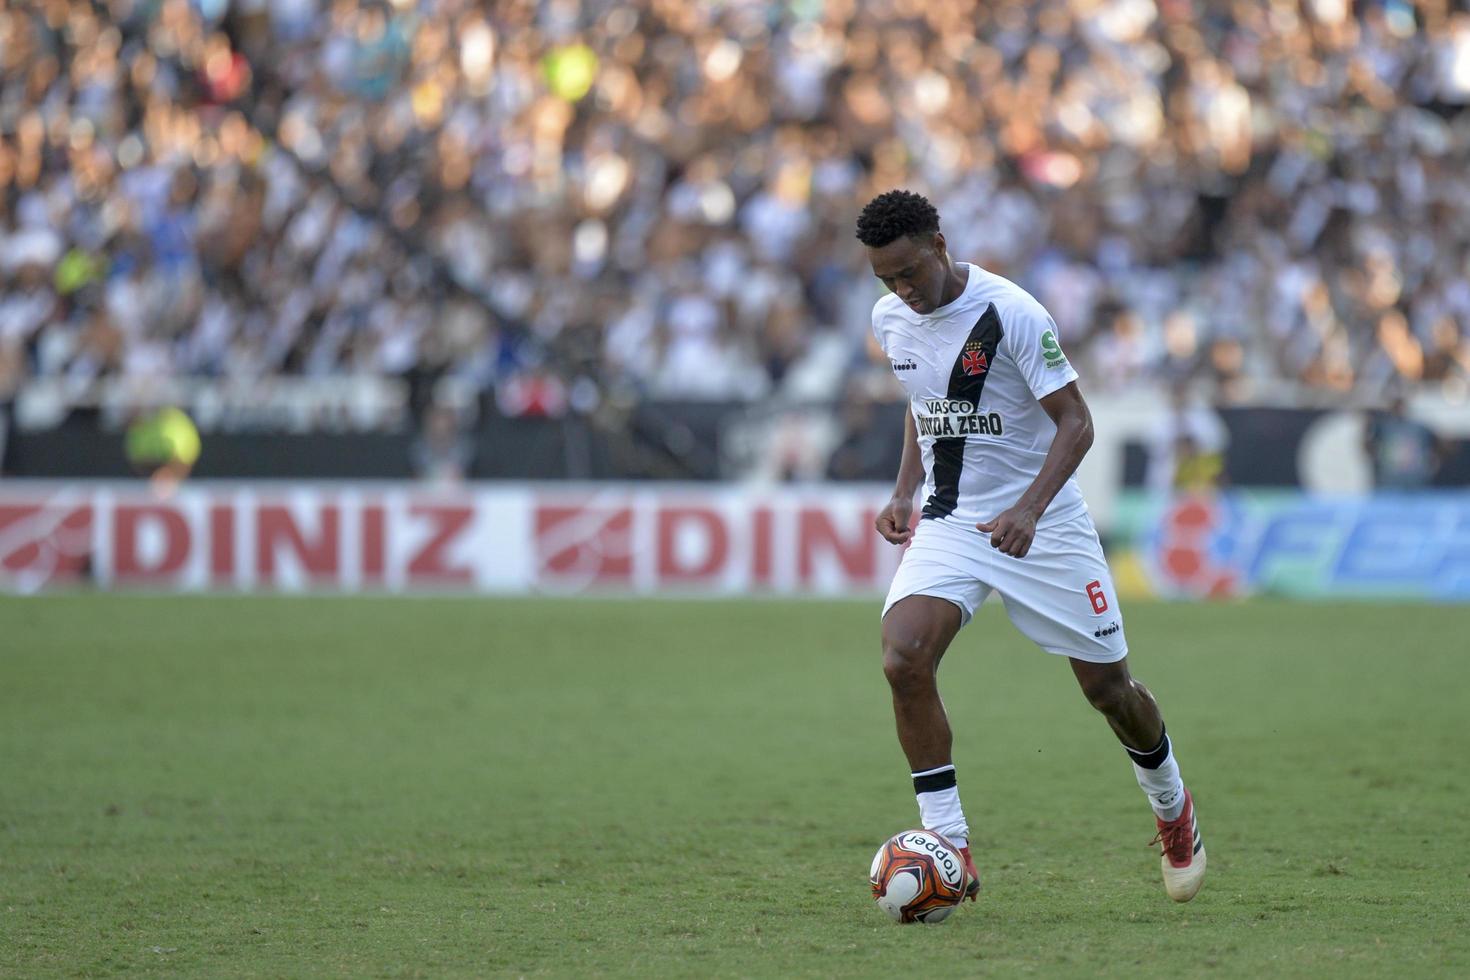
1085, 580, 1108, 614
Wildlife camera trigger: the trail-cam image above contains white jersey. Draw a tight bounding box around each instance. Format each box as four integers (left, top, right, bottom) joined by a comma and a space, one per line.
871, 263, 1086, 530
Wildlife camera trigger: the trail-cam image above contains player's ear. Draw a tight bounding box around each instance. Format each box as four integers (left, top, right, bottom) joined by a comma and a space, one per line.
931, 231, 947, 260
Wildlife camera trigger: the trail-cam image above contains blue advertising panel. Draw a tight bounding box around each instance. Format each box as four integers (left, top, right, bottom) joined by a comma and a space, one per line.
1115, 492, 1470, 601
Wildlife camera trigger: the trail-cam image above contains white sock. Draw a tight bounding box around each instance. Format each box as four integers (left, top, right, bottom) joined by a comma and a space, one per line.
1125, 727, 1186, 822
912, 764, 969, 849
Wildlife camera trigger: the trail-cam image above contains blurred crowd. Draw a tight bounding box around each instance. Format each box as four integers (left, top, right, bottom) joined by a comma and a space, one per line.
3, 0, 1470, 435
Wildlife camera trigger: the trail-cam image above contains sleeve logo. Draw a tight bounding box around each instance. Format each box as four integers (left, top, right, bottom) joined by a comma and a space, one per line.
1041, 329, 1068, 368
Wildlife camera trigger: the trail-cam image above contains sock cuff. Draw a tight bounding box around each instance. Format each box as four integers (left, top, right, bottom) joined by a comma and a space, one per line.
912, 765, 957, 794
1124, 726, 1171, 770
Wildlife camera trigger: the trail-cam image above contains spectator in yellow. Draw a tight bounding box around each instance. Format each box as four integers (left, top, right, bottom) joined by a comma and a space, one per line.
1147, 384, 1228, 496
125, 407, 201, 495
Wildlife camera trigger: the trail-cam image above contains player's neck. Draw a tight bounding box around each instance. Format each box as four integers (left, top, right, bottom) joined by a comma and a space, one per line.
937, 260, 968, 308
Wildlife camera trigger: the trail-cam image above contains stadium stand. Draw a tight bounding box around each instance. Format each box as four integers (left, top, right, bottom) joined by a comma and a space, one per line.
2, 0, 1468, 466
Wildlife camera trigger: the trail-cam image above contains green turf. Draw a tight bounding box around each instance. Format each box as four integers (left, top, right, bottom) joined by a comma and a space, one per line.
2, 596, 1468, 978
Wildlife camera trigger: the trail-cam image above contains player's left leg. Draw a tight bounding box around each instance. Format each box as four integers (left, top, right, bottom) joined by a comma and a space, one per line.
1070, 657, 1182, 823
1070, 657, 1205, 902
1069, 656, 1165, 765
984, 511, 1206, 901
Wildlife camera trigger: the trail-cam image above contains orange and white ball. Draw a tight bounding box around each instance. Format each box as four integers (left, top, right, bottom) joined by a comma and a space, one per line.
869, 830, 969, 923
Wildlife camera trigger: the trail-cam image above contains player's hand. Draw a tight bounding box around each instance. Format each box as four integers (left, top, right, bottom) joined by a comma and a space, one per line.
875, 495, 914, 545
976, 506, 1039, 558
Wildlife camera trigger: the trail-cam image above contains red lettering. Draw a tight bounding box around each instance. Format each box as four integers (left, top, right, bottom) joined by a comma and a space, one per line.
114, 505, 190, 579
752, 507, 774, 585
1086, 579, 1109, 614
657, 507, 729, 581
798, 508, 875, 584
406, 505, 474, 582
361, 503, 386, 582
256, 504, 340, 581
210, 505, 234, 582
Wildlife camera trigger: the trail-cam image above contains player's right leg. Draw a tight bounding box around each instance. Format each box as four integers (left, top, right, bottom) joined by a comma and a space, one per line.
880, 518, 989, 898
881, 594, 981, 899
881, 595, 963, 775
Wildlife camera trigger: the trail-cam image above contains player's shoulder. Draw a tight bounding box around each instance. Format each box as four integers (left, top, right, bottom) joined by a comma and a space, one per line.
970, 267, 1050, 322
870, 292, 911, 341
967, 267, 1054, 342
871, 291, 908, 323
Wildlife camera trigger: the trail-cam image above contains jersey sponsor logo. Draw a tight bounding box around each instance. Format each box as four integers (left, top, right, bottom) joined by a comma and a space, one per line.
891, 358, 918, 372
1041, 329, 1068, 369
917, 410, 1004, 438
921, 398, 976, 415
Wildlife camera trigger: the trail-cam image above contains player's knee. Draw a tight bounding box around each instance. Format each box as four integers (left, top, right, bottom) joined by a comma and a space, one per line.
1081, 675, 1132, 716
881, 633, 939, 694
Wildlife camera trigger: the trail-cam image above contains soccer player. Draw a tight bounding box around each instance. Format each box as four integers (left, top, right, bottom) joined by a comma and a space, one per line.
859, 190, 1206, 903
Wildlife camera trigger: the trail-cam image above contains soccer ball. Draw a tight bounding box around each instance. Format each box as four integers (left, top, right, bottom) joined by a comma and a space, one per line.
869, 829, 969, 923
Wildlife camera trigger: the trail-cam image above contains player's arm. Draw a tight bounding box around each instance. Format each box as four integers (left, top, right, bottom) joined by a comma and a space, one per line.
977, 381, 1093, 557
876, 409, 923, 545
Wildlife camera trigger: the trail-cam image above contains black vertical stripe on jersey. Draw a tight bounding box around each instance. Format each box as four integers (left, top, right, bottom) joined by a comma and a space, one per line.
923, 439, 966, 520
921, 303, 1005, 521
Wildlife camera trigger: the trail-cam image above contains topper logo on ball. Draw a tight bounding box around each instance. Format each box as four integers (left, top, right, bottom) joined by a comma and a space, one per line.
896, 832, 964, 887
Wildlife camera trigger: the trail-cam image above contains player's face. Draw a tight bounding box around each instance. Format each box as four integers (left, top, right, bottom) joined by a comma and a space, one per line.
868, 233, 949, 315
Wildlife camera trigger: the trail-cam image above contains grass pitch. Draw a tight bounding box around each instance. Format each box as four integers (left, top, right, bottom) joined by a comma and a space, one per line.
3, 595, 1468, 978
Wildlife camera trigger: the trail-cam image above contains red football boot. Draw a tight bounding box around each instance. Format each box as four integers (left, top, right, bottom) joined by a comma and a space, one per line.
958, 845, 981, 901
1151, 788, 1206, 902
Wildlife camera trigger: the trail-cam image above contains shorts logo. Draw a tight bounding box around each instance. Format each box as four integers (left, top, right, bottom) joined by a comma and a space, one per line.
1041, 330, 1068, 369
1093, 620, 1121, 638
891, 359, 918, 372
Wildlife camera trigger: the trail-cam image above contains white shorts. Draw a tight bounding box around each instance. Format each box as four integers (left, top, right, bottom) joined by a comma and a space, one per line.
882, 511, 1127, 664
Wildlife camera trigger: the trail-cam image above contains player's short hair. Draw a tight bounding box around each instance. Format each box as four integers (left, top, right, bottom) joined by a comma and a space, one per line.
855, 190, 940, 248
